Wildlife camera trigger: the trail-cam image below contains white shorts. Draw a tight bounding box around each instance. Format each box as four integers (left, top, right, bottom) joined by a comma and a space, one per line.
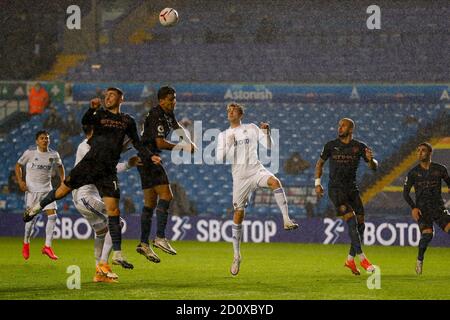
232, 168, 274, 210
73, 195, 108, 232
25, 191, 57, 211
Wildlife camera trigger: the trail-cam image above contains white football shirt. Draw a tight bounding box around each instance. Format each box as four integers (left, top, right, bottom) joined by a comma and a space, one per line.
17, 147, 62, 192
217, 123, 273, 179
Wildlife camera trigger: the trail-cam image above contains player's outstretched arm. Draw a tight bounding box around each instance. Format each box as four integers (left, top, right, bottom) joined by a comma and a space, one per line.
116, 156, 143, 173
174, 123, 197, 153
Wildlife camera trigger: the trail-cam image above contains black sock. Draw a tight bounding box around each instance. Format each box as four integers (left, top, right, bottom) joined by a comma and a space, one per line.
347, 217, 362, 255
418, 233, 433, 261
108, 216, 122, 251
156, 199, 171, 238
140, 206, 154, 244
349, 223, 365, 256
39, 189, 57, 209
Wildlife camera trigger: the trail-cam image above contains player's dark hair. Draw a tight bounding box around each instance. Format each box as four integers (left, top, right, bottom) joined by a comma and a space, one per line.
227, 102, 244, 115
35, 130, 49, 140
82, 124, 94, 135
158, 86, 176, 100
418, 142, 433, 153
107, 87, 124, 97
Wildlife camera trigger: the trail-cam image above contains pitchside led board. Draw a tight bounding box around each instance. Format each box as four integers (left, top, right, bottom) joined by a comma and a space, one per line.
1, 214, 449, 247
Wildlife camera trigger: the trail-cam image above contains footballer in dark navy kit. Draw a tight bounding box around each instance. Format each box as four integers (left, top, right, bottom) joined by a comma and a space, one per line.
403, 142, 450, 275
315, 118, 378, 275
136, 86, 197, 263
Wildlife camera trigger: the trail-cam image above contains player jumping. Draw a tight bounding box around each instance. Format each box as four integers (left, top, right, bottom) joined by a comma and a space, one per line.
217, 102, 298, 276
16, 130, 65, 260
136, 86, 196, 262
315, 118, 377, 275
23, 87, 161, 270
72, 124, 141, 283
403, 142, 450, 275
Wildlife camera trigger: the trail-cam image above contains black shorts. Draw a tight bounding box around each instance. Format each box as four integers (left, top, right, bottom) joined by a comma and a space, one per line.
418, 206, 450, 232
137, 161, 169, 189
64, 157, 120, 198
328, 187, 364, 216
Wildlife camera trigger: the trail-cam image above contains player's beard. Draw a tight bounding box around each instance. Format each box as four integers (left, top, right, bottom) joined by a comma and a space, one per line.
105, 102, 119, 110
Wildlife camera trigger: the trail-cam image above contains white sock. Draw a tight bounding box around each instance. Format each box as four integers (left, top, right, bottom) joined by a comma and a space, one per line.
347, 255, 355, 261
94, 235, 105, 266
232, 223, 242, 259
45, 214, 57, 247
101, 231, 113, 263
24, 216, 38, 244
359, 253, 366, 261
273, 188, 289, 222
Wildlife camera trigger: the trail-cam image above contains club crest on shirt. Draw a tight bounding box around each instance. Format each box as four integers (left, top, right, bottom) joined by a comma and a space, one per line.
352, 146, 359, 154
49, 158, 54, 164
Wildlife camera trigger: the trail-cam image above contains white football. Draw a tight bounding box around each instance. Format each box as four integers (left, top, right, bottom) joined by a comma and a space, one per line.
159, 8, 179, 27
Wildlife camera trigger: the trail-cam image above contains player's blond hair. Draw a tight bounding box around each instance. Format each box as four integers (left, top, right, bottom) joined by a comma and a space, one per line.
226, 102, 245, 115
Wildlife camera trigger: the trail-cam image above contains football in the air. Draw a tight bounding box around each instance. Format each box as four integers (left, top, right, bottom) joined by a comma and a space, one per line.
159, 8, 179, 27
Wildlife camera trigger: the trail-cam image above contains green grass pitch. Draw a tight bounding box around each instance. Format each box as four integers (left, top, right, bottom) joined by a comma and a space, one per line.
0, 237, 449, 300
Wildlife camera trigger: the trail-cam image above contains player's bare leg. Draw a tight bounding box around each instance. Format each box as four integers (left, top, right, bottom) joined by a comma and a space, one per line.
231, 209, 244, 276
416, 228, 433, 275
152, 184, 177, 255
23, 183, 72, 222
267, 176, 298, 230
104, 197, 133, 269
343, 212, 374, 274
41, 209, 58, 260
137, 188, 161, 262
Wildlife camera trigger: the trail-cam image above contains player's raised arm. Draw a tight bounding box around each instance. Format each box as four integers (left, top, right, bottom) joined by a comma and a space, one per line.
81, 98, 102, 126
258, 122, 273, 150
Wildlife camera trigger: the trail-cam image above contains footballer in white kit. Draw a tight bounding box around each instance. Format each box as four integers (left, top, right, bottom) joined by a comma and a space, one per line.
72, 124, 140, 283
217, 103, 299, 276
15, 130, 65, 260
